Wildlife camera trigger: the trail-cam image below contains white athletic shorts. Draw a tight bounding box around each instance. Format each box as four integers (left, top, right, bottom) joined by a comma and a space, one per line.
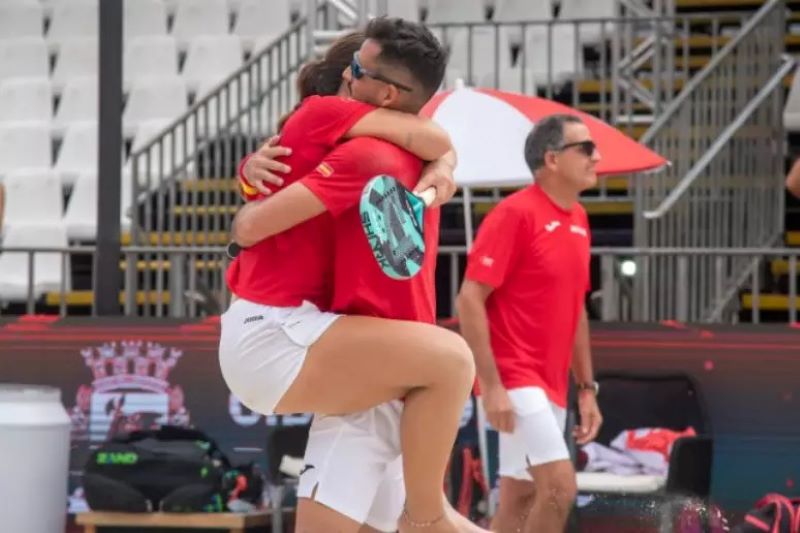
297, 401, 405, 532
497, 387, 570, 481
218, 298, 340, 415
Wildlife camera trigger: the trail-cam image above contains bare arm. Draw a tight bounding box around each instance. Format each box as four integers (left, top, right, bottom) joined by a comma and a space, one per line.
345, 109, 453, 162
571, 306, 602, 444
570, 307, 593, 386
456, 279, 515, 433
414, 149, 458, 207
231, 182, 325, 247
456, 280, 500, 389
786, 159, 800, 199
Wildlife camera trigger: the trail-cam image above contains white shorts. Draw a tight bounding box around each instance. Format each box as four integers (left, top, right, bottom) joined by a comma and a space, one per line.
498, 387, 570, 481
297, 401, 405, 532
218, 298, 340, 415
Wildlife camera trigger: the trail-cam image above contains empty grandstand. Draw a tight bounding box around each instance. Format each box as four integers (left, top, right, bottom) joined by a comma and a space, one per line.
0, 0, 797, 324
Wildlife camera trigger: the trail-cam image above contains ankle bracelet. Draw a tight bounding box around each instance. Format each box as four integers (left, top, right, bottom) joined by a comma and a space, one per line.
402, 507, 446, 528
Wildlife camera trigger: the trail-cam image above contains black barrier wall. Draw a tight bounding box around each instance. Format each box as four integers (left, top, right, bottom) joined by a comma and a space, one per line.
0, 316, 797, 513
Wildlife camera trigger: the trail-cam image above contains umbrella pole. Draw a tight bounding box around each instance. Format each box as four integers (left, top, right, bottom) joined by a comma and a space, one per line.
462, 187, 475, 251
461, 186, 496, 517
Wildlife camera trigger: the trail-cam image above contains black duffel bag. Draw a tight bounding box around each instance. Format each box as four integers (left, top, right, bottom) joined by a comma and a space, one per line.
83, 425, 262, 513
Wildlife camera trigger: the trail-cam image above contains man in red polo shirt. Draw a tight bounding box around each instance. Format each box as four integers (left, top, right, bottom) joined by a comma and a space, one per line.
456, 114, 604, 533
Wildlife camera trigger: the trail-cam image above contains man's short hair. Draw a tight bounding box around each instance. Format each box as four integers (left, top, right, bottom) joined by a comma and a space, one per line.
364, 17, 447, 110
524, 114, 584, 173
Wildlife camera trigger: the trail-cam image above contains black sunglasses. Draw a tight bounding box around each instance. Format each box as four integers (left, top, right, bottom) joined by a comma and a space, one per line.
556, 140, 597, 157
350, 52, 413, 93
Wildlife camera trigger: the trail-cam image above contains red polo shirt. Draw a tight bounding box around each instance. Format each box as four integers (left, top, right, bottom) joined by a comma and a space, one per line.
465, 184, 591, 407
226, 96, 373, 308
301, 138, 439, 323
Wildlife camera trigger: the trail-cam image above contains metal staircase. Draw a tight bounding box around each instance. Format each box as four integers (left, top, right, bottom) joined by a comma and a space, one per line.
619, 0, 793, 323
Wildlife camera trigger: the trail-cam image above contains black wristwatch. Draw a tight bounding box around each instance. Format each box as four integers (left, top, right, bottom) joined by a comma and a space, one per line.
576, 381, 599, 395
226, 241, 242, 259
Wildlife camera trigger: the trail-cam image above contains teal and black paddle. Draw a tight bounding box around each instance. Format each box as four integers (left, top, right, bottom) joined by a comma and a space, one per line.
359, 175, 436, 280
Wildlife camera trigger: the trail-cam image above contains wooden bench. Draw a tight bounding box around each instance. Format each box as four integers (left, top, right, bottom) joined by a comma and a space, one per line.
76, 511, 271, 533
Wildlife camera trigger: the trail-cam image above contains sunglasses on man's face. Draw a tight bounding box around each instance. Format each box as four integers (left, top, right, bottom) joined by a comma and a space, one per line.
556, 140, 597, 157
350, 52, 413, 93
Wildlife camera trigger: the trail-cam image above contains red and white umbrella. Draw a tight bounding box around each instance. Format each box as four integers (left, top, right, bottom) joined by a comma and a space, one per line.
421, 85, 668, 187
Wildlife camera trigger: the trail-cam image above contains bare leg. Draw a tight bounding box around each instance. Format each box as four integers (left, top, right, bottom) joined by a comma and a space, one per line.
276, 317, 475, 531
521, 461, 576, 533
445, 497, 492, 533
296, 498, 362, 533
358, 526, 387, 533
490, 477, 536, 533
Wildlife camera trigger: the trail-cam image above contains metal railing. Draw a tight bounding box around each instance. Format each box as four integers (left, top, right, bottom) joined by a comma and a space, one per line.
631, 0, 788, 323
110, 6, 781, 322
415, 12, 746, 206
595, 247, 800, 325
428, 12, 747, 124
3, 245, 799, 325
124, 9, 749, 251
125, 16, 317, 312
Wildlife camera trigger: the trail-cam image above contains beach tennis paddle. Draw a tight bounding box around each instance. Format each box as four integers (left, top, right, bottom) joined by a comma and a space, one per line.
359, 175, 436, 280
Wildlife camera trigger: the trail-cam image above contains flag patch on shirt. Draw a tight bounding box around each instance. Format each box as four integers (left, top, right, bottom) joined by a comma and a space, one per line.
316, 162, 334, 177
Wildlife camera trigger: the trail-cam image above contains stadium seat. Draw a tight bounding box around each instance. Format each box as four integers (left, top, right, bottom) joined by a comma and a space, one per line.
0, 121, 52, 176
124, 36, 179, 91
2, 169, 63, 234
124, 0, 169, 42
123, 76, 188, 138
0, 38, 50, 83
194, 77, 252, 134
0, 77, 53, 124
784, 72, 800, 133
171, 0, 230, 50
127, 119, 197, 186
289, 0, 304, 18
0, 2, 44, 40
369, 0, 421, 21
445, 26, 505, 88
493, 0, 552, 46
182, 35, 244, 94
558, 0, 617, 45
47, 0, 99, 52
63, 172, 132, 241
0, 224, 70, 302
54, 121, 97, 186
492, 23, 580, 91
493, 0, 551, 21
163, 0, 179, 17
521, 24, 581, 85
233, 0, 292, 53
426, 0, 486, 23
52, 38, 98, 92
257, 71, 299, 135
53, 76, 98, 136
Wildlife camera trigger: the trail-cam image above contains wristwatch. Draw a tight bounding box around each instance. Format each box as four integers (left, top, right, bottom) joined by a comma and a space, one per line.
226, 241, 242, 259
576, 381, 599, 395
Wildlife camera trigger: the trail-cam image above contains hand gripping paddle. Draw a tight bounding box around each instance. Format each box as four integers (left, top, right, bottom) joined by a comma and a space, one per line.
359, 175, 436, 280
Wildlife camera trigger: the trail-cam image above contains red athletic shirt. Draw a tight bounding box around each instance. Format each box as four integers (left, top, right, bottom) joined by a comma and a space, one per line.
301, 138, 439, 323
226, 96, 373, 308
465, 184, 591, 407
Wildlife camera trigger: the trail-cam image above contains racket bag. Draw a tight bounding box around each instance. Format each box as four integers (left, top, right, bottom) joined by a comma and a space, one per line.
83, 425, 262, 513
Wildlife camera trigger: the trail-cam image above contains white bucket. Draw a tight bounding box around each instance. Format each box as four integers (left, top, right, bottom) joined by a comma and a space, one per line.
0, 384, 71, 533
